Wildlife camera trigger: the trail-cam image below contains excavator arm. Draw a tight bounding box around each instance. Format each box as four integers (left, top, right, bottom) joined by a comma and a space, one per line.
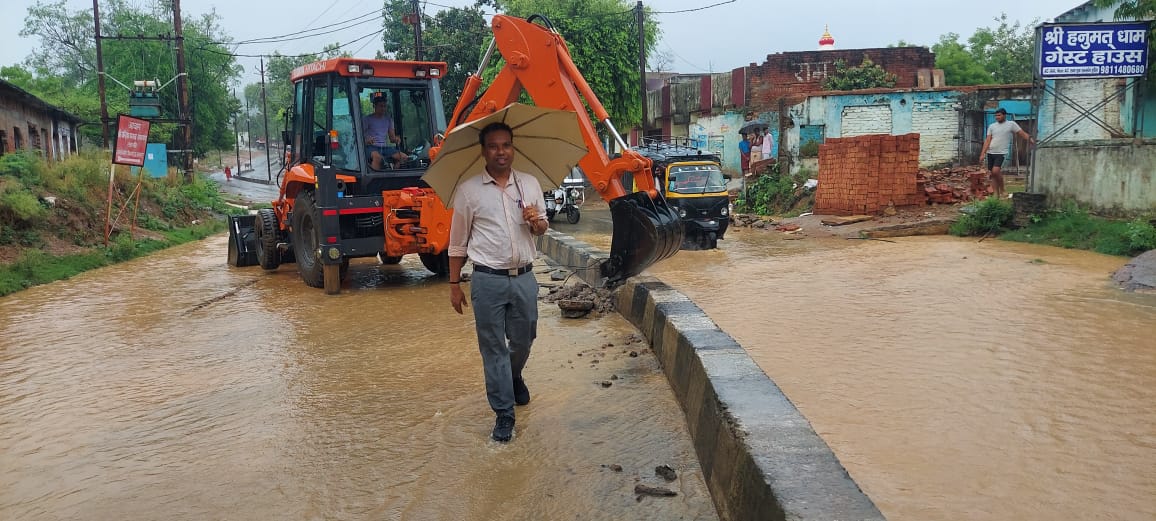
440, 14, 682, 285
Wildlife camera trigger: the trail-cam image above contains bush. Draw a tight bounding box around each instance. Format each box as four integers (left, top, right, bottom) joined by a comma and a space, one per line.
43, 150, 108, 199
0, 150, 44, 185
1126, 219, 1156, 252
950, 197, 1013, 236
735, 164, 813, 216
0, 180, 48, 222
799, 140, 820, 158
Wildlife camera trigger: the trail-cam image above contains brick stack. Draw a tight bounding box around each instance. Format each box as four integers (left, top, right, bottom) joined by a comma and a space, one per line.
815, 133, 921, 215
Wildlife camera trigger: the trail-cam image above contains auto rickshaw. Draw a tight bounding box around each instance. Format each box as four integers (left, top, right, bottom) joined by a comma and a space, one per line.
632, 139, 730, 250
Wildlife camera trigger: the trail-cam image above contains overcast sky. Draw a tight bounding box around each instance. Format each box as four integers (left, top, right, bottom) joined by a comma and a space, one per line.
2, 0, 1077, 86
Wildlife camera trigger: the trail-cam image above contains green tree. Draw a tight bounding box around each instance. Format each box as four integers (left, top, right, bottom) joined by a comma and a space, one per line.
242, 45, 344, 141
968, 13, 1037, 84
932, 33, 994, 86
822, 57, 898, 91
380, 1, 491, 119
1094, 0, 1156, 19
18, 0, 240, 156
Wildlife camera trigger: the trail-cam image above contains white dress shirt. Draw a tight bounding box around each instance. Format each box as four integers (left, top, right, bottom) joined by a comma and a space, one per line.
448, 169, 547, 269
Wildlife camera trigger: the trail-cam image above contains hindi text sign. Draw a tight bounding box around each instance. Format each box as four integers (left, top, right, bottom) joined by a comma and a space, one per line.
113, 115, 151, 166
1038, 22, 1150, 79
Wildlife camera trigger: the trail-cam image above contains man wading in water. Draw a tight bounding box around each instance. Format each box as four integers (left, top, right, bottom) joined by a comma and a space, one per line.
447, 122, 548, 443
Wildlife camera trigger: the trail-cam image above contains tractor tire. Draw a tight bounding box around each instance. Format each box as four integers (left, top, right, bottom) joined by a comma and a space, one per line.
377, 253, 403, 265
291, 191, 325, 288
566, 206, 581, 224
255, 208, 281, 270
420, 251, 450, 276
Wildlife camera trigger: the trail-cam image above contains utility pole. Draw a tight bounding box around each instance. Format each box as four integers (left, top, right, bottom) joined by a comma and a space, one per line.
259, 57, 273, 182
636, 1, 648, 141
233, 88, 241, 174
411, 0, 424, 61
173, 0, 192, 180
93, 0, 109, 147
244, 95, 252, 167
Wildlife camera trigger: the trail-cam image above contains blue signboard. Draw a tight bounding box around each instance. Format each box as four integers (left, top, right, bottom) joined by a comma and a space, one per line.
1038, 22, 1150, 79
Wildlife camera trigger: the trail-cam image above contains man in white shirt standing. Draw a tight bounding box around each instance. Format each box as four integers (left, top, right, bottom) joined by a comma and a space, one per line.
447, 121, 549, 443
760, 129, 773, 162
979, 108, 1035, 199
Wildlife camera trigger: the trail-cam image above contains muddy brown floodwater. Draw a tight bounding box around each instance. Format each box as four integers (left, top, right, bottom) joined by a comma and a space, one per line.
0, 236, 717, 520
645, 228, 1156, 521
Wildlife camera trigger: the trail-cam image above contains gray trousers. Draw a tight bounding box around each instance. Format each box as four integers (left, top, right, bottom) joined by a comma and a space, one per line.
470, 271, 538, 416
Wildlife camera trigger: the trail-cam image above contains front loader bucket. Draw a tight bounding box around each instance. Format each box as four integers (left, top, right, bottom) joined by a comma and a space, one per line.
602, 191, 684, 286
227, 214, 258, 268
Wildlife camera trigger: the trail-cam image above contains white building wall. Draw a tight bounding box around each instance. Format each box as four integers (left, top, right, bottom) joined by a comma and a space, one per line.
841, 105, 892, 136
1046, 79, 1123, 141
911, 101, 958, 166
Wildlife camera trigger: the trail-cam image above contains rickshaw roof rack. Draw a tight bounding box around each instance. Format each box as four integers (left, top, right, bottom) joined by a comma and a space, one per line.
633, 136, 720, 163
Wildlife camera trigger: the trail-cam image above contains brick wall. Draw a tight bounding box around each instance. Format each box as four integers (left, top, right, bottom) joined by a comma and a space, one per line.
911, 101, 958, 165
842, 105, 893, 136
815, 133, 922, 215
747, 47, 935, 111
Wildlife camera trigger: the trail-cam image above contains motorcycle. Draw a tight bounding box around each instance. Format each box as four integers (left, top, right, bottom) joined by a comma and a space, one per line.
544, 183, 584, 224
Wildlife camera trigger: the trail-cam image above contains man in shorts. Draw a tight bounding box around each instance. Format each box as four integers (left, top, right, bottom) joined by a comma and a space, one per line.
979, 108, 1035, 199
363, 92, 408, 170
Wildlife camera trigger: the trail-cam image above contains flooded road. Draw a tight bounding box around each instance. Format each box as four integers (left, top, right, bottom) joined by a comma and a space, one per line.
629, 219, 1155, 521
0, 237, 716, 520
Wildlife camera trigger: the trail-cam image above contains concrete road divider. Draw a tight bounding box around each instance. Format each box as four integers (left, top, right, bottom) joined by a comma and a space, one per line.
537, 230, 885, 521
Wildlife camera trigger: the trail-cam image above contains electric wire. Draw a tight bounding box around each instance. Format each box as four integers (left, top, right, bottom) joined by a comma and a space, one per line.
650, 0, 736, 15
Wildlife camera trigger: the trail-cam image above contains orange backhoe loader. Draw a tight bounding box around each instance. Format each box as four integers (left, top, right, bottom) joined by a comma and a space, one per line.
227, 58, 454, 294
435, 14, 683, 285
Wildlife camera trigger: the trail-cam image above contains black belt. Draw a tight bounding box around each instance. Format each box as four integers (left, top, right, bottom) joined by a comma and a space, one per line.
473, 263, 534, 277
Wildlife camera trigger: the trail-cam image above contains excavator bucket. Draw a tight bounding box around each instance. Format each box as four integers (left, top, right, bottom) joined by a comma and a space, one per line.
602, 191, 684, 286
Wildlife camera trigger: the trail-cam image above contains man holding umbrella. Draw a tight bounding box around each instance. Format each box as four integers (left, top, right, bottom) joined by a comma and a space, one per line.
425, 103, 588, 443
447, 122, 549, 443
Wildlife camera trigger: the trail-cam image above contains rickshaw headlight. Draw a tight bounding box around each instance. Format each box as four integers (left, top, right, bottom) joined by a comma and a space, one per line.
677, 206, 687, 218
720, 206, 729, 217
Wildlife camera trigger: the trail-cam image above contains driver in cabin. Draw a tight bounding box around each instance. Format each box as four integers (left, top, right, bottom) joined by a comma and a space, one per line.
363, 91, 408, 170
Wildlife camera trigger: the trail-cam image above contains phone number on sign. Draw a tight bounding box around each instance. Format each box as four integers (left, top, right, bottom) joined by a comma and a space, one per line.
1100, 64, 1146, 75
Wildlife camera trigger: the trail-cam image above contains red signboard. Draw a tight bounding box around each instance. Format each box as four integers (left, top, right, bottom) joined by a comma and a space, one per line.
113, 114, 150, 166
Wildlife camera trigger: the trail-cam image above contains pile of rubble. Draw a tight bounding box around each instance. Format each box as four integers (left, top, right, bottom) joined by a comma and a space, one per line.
918, 166, 992, 205
731, 214, 778, 229
541, 280, 616, 316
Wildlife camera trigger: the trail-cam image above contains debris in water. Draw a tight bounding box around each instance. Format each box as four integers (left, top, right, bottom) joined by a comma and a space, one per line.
558, 298, 595, 318
634, 484, 677, 497
655, 465, 677, 482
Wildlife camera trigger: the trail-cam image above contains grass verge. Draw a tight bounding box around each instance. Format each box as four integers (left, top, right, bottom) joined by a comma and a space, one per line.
1001, 204, 1156, 257
0, 220, 225, 297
